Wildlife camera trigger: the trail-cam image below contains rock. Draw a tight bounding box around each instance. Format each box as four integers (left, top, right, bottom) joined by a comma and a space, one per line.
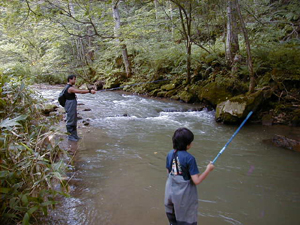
94, 80, 105, 90
149, 89, 160, 96
82, 119, 90, 126
262, 113, 273, 126
161, 83, 176, 91
215, 90, 268, 124
271, 135, 300, 152
165, 89, 178, 98
197, 82, 233, 107
41, 104, 58, 116
83, 108, 91, 111
157, 91, 167, 97
178, 90, 195, 103
170, 95, 180, 101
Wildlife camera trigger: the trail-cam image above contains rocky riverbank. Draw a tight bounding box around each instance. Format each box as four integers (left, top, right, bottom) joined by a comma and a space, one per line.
99, 72, 300, 127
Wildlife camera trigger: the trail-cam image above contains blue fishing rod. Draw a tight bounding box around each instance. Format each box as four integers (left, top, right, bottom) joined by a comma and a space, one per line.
212, 111, 253, 164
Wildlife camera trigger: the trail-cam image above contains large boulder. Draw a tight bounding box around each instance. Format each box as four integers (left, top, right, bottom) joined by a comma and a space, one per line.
215, 90, 271, 124
197, 82, 233, 107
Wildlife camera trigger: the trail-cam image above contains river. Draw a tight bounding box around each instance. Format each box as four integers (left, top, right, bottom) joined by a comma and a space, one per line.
37, 86, 300, 225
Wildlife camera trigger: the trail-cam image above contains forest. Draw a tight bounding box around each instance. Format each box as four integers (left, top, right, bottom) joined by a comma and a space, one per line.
0, 0, 299, 224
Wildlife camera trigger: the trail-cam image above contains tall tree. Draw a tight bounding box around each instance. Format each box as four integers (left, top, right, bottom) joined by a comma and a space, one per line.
225, 0, 239, 65
236, 0, 255, 93
170, 0, 193, 84
112, 0, 132, 78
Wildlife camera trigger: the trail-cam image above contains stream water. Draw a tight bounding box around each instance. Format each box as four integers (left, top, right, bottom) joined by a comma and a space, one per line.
37, 86, 300, 225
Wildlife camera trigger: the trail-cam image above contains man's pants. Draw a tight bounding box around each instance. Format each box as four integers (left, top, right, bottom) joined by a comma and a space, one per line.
65, 99, 79, 140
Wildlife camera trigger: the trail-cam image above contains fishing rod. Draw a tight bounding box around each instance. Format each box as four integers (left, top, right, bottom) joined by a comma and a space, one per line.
97, 78, 170, 92
212, 111, 253, 164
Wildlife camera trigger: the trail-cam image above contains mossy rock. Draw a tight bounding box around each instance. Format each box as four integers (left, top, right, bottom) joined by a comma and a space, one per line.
161, 83, 176, 91
197, 82, 233, 106
157, 91, 167, 97
41, 104, 58, 116
171, 95, 180, 101
215, 90, 268, 124
178, 90, 195, 103
165, 89, 178, 98
143, 83, 164, 92
149, 89, 160, 96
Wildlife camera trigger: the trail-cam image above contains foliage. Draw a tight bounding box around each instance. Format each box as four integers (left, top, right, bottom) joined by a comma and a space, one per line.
0, 0, 298, 86
0, 74, 69, 224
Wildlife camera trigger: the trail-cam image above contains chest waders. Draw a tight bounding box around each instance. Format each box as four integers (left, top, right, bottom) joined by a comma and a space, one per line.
64, 94, 78, 140
164, 151, 198, 225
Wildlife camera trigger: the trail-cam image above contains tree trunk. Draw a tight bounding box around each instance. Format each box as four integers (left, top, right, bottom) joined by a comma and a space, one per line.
225, 0, 239, 65
236, 0, 255, 93
112, 1, 132, 78
172, 0, 192, 84
169, 1, 174, 38
154, 0, 158, 20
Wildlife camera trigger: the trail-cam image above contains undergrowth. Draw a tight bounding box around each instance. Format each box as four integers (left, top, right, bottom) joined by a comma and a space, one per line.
0, 74, 70, 225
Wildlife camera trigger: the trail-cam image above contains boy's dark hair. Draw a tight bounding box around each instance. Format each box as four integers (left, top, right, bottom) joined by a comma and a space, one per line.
172, 127, 194, 151
67, 74, 76, 82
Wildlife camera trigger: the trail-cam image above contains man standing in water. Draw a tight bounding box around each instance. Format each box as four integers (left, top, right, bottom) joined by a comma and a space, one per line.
64, 74, 96, 141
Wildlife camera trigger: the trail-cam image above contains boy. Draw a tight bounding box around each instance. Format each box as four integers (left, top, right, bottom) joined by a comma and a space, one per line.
164, 127, 215, 225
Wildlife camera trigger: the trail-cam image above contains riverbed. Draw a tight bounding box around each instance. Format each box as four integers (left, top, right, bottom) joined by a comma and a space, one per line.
36, 86, 300, 225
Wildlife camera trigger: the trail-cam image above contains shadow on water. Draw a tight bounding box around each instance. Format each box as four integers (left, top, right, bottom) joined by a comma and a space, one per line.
36, 88, 300, 225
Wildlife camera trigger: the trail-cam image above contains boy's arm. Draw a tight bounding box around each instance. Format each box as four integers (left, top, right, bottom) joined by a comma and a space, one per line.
191, 162, 214, 185
68, 87, 96, 94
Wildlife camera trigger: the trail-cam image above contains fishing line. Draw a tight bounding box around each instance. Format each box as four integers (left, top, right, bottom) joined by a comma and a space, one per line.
97, 79, 170, 92
212, 111, 253, 164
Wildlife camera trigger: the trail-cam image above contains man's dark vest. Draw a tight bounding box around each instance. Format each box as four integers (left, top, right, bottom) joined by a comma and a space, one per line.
65, 84, 76, 100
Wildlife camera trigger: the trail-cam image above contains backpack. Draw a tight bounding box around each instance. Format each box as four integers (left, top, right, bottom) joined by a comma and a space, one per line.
58, 85, 70, 107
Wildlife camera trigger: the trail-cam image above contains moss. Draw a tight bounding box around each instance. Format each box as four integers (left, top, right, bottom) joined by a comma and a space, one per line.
149, 89, 160, 96
157, 91, 167, 97
179, 90, 195, 103
198, 82, 233, 106
161, 83, 176, 91
165, 89, 178, 98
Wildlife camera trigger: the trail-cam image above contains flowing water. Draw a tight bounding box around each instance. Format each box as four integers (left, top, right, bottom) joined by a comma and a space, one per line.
38, 86, 300, 225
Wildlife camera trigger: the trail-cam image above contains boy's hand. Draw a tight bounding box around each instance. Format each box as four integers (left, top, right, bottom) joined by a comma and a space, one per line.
91, 90, 96, 94
207, 161, 215, 172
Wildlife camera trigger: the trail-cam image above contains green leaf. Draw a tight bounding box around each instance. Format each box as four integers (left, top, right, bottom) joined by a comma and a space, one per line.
27, 206, 39, 215
0, 187, 11, 193
22, 212, 30, 225
0, 118, 21, 128
0, 115, 27, 128
0, 170, 9, 178
21, 194, 28, 206
41, 200, 57, 207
